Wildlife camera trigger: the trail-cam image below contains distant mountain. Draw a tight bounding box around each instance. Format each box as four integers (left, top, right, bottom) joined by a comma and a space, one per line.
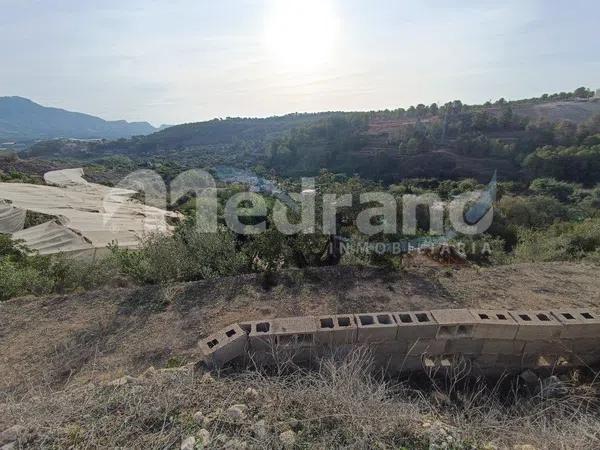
0, 96, 157, 141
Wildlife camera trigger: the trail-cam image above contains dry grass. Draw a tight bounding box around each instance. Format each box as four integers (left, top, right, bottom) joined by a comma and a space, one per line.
1, 351, 600, 449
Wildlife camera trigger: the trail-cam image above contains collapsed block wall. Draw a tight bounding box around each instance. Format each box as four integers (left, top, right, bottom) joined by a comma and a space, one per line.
198, 309, 600, 374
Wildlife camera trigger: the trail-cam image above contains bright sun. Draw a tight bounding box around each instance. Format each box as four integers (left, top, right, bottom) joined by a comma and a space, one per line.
264, 0, 340, 69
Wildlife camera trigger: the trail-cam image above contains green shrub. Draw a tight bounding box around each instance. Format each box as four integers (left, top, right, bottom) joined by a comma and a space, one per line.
498, 195, 571, 228
110, 223, 247, 284
0, 258, 53, 300
0, 235, 121, 301
529, 177, 576, 202
514, 219, 600, 262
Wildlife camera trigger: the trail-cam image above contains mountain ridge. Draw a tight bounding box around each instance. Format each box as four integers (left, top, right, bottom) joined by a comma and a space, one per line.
0, 96, 157, 141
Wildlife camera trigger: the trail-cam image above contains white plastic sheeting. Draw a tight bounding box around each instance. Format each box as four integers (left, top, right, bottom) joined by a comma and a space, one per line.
0, 202, 26, 233
0, 168, 181, 258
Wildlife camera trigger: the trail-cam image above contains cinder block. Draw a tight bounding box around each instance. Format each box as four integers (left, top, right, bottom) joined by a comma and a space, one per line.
481, 339, 525, 355
567, 338, 600, 354
388, 355, 424, 373
495, 354, 525, 369
241, 320, 276, 353
316, 315, 357, 345
355, 312, 398, 343
470, 309, 519, 339
473, 353, 499, 367
509, 310, 563, 341
571, 353, 600, 366
405, 338, 447, 356
271, 316, 318, 346
473, 354, 521, 375
372, 340, 408, 353
199, 323, 248, 369
271, 316, 318, 362
445, 338, 484, 355
523, 340, 570, 355
551, 309, 600, 339
431, 309, 476, 339
393, 311, 438, 340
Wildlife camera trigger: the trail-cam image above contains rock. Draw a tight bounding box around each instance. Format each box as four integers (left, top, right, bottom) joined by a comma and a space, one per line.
423, 420, 456, 448
180, 436, 196, 450
227, 404, 248, 422
252, 419, 268, 439
193, 411, 205, 425
244, 387, 259, 401
197, 429, 211, 446
0, 425, 25, 445
287, 418, 299, 429
279, 430, 296, 448
2, 442, 17, 450
513, 445, 537, 450
201, 373, 215, 384
520, 370, 539, 386
108, 375, 139, 387
224, 438, 247, 449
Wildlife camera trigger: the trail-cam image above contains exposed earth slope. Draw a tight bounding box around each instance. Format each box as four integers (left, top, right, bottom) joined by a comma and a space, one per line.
1, 262, 599, 393
2, 262, 600, 449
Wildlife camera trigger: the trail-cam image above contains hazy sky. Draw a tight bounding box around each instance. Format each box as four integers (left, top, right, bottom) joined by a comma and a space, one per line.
1, 0, 599, 126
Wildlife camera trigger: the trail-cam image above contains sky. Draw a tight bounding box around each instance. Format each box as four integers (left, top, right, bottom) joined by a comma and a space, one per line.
1, 0, 599, 126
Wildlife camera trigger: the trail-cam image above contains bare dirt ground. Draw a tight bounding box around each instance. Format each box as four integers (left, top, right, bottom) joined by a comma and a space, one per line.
2, 262, 600, 449
1, 262, 599, 394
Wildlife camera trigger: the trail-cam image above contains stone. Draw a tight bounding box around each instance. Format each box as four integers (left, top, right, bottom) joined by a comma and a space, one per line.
244, 387, 259, 401
108, 375, 138, 387
513, 445, 537, 450
279, 430, 296, 448
2, 443, 17, 450
227, 404, 248, 422
252, 419, 268, 439
180, 436, 196, 450
201, 373, 215, 384
197, 429, 211, 446
193, 411, 205, 425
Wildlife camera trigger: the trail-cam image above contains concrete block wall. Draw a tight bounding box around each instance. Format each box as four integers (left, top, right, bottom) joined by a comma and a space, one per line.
198, 323, 248, 369
198, 308, 600, 373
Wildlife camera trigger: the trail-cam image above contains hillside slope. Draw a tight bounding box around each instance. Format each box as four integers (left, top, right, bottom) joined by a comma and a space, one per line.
0, 97, 156, 141
1, 262, 599, 393
2, 262, 600, 449
512, 100, 600, 124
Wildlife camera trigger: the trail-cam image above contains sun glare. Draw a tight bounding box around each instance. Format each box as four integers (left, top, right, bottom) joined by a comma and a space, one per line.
263, 0, 340, 69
